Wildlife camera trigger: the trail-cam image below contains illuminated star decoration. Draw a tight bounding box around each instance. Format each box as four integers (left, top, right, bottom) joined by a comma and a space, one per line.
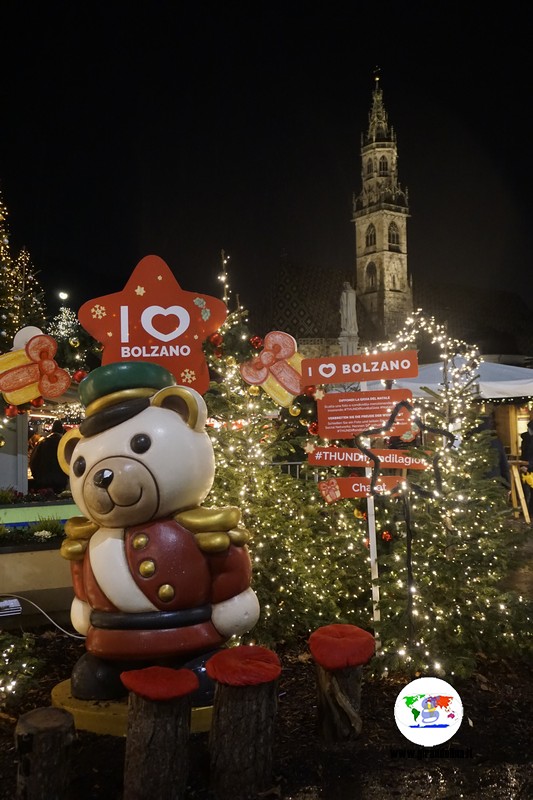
77, 255, 228, 395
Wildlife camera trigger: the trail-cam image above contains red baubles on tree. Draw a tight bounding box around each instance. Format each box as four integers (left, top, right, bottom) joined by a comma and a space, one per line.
73, 369, 88, 383
30, 396, 44, 408
249, 335, 263, 350
307, 421, 319, 435
209, 332, 223, 347
5, 405, 18, 417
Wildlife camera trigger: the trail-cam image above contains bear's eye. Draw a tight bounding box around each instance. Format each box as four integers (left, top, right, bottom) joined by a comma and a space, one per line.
131, 434, 151, 454
73, 456, 86, 477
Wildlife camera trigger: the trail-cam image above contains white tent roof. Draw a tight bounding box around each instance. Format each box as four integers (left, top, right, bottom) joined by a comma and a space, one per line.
363, 359, 533, 399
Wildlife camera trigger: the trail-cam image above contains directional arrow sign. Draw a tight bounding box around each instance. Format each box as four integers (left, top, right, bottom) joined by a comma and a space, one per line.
308, 446, 428, 470
301, 350, 418, 386
318, 476, 402, 503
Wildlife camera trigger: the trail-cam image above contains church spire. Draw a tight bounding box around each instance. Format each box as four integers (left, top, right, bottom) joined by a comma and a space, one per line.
364, 66, 394, 145
352, 72, 413, 343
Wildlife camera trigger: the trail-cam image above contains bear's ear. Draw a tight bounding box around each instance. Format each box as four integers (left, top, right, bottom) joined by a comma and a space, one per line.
57, 428, 84, 475
151, 386, 208, 432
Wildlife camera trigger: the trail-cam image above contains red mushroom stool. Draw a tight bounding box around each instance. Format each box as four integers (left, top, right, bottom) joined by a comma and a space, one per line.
120, 666, 199, 800
308, 623, 375, 744
206, 645, 282, 800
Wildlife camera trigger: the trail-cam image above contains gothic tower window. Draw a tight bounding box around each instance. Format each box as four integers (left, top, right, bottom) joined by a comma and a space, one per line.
367, 158, 373, 175
388, 221, 400, 250
365, 224, 376, 248
379, 156, 388, 175
389, 260, 402, 290
366, 262, 377, 291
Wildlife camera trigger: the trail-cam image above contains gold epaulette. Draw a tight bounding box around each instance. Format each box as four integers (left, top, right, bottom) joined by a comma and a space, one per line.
174, 506, 251, 553
64, 516, 100, 540
61, 516, 100, 561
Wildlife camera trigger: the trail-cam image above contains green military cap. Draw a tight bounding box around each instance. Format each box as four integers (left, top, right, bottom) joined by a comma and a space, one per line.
79, 362, 176, 418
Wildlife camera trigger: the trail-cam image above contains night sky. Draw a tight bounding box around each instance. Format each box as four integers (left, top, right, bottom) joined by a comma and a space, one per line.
1, 4, 531, 325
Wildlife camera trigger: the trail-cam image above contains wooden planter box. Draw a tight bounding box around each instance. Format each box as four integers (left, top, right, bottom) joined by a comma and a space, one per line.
0, 501, 80, 629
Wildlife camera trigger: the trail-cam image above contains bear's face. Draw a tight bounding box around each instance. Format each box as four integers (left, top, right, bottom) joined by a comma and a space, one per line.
61, 398, 215, 529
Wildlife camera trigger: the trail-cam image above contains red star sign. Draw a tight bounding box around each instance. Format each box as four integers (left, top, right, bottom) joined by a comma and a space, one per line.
78, 255, 228, 394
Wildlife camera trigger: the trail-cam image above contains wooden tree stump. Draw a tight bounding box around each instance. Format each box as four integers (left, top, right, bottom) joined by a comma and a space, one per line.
120, 666, 198, 800
206, 645, 282, 800
308, 623, 375, 744
15, 706, 75, 800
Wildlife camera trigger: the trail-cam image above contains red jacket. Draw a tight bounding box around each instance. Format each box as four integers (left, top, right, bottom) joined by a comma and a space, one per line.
71, 518, 253, 661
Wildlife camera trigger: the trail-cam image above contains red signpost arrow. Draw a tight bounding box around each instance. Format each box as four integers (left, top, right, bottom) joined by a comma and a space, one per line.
308, 446, 428, 470
301, 349, 418, 385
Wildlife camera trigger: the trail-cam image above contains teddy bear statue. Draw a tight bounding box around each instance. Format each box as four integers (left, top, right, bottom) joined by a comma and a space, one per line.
57, 361, 260, 702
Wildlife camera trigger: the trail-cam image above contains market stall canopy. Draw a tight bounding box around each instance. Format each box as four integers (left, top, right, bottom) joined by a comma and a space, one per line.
363, 359, 533, 400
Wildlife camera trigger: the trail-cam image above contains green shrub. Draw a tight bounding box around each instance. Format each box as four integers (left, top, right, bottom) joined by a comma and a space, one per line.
0, 520, 65, 547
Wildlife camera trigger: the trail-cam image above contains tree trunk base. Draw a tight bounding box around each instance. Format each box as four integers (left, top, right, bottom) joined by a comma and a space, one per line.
209, 681, 278, 800
314, 663, 363, 744
15, 706, 75, 800
123, 693, 191, 800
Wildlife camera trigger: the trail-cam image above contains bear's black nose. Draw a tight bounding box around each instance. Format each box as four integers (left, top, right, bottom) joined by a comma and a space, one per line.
94, 468, 113, 488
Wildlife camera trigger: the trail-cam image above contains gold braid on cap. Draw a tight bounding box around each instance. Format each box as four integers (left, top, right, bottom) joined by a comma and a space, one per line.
84, 387, 156, 418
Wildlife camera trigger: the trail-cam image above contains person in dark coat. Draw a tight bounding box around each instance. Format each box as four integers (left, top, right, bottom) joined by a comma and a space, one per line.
29, 420, 68, 493
475, 414, 511, 487
520, 420, 533, 470
520, 420, 533, 513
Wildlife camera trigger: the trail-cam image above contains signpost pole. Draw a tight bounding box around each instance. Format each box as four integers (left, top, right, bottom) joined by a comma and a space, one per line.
362, 435, 381, 652
359, 376, 381, 652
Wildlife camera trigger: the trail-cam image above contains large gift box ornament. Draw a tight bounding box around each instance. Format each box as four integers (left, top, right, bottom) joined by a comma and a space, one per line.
78, 255, 228, 395
240, 331, 303, 408
0, 327, 71, 405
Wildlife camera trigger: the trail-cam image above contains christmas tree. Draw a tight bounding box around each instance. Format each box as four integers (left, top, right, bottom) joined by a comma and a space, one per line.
342, 311, 532, 677
45, 304, 101, 375
0, 190, 46, 352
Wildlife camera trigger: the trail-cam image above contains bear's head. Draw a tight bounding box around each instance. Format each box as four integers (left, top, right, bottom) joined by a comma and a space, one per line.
58, 363, 215, 529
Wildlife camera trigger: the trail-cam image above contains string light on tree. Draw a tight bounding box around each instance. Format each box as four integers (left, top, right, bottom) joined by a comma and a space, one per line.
218, 249, 233, 307
0, 193, 46, 352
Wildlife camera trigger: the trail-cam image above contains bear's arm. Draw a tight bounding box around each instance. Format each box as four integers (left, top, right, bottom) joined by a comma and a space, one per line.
208, 544, 253, 603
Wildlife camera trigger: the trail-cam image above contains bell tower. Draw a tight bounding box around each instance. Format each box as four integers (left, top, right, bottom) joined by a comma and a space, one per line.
352, 72, 413, 344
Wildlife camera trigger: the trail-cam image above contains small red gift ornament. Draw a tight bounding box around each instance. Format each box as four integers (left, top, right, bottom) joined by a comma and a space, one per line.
318, 478, 341, 504
0, 327, 71, 405
240, 331, 303, 408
